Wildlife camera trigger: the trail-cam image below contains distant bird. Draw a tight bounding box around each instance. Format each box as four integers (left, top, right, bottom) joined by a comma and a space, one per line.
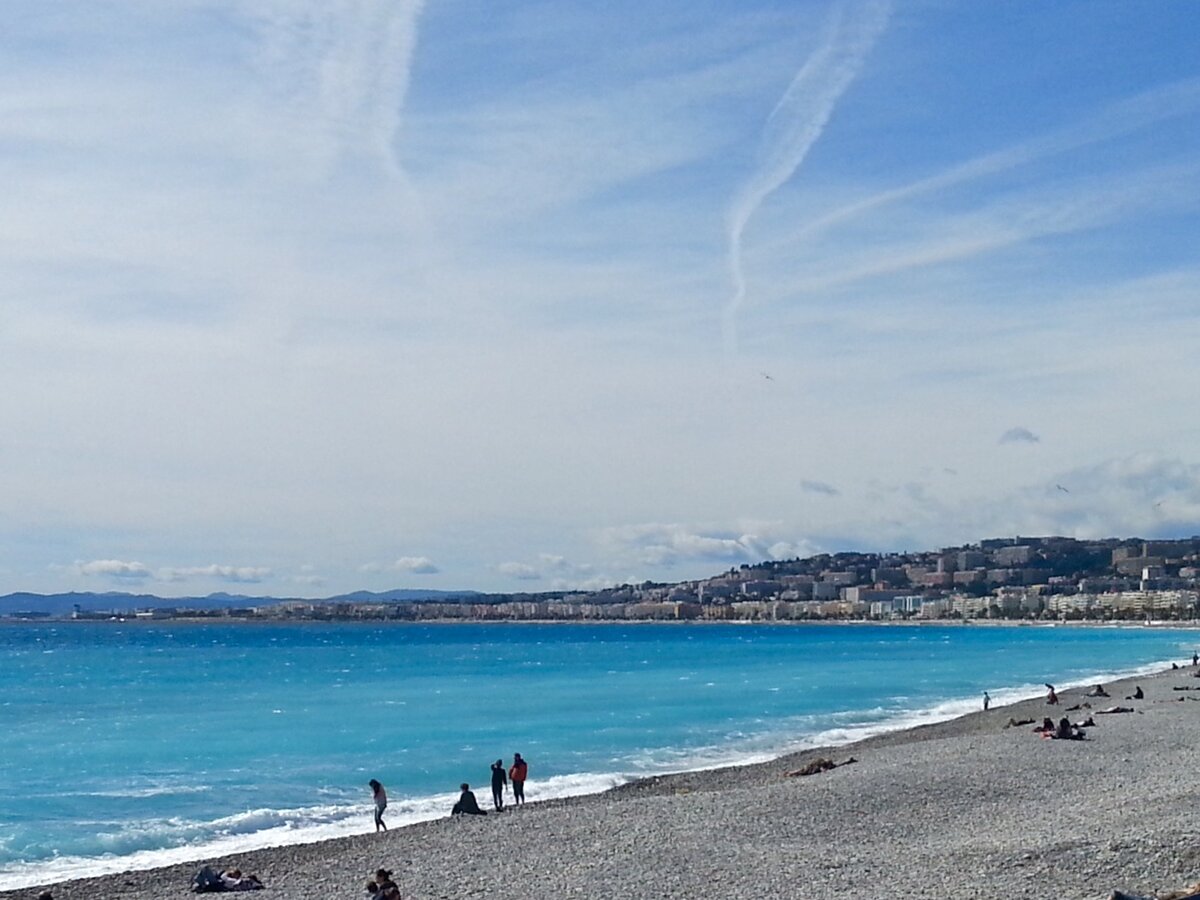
759, 371, 775, 381
1055, 484, 1070, 494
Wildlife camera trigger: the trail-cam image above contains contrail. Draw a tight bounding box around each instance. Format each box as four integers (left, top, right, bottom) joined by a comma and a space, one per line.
788, 75, 1200, 245
723, 0, 890, 356
252, 0, 426, 177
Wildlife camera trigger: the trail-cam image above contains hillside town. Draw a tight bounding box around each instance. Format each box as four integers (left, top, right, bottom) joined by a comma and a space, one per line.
51, 535, 1200, 623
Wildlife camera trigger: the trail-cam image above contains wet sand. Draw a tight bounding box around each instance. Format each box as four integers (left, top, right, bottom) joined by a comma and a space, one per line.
7, 667, 1200, 900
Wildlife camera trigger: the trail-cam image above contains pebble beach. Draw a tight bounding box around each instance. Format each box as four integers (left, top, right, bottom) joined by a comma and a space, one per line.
7, 665, 1200, 900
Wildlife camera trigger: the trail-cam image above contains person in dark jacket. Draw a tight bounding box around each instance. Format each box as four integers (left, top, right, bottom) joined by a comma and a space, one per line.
490, 759, 508, 811
451, 783, 487, 816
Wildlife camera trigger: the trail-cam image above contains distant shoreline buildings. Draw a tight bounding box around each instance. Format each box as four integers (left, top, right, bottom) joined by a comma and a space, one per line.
12, 535, 1200, 624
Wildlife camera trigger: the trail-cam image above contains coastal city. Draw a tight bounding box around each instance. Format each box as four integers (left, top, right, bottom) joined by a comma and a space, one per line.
31, 535, 1200, 623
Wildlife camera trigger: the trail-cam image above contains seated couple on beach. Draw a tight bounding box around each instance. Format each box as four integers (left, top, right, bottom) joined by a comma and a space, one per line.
366, 868, 401, 899
190, 866, 264, 892
1033, 717, 1086, 740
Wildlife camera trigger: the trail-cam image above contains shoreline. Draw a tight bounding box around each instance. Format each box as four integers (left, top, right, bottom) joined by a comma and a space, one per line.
1, 653, 1184, 891
6, 658, 1200, 899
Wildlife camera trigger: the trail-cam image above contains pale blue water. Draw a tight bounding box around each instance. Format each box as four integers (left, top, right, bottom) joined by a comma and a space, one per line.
1, 621, 1195, 888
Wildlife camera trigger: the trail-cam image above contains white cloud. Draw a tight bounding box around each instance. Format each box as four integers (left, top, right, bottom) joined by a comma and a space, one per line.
157, 565, 272, 584
490, 554, 602, 588
548, 574, 627, 592
76, 559, 153, 580
1003, 455, 1200, 540
360, 557, 440, 575
73, 559, 270, 584
598, 523, 819, 568
392, 556, 439, 575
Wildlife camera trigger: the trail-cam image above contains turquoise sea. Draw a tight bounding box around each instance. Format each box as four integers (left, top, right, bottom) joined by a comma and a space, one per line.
1, 620, 1195, 888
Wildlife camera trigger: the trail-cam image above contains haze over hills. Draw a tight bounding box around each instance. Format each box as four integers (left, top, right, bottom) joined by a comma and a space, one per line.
0, 589, 482, 616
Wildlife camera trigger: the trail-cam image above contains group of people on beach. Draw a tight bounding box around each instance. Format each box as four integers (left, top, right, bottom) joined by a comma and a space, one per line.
988, 667, 1178, 741
369, 753, 529, 832
1033, 716, 1088, 740
452, 752, 528, 816
362, 756, 528, 897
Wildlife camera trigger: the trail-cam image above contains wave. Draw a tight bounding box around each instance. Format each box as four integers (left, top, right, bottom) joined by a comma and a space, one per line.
73, 785, 211, 800
0, 773, 632, 891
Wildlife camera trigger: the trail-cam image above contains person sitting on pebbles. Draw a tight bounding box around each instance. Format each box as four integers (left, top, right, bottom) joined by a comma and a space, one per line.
1052, 717, 1085, 740
367, 868, 400, 897
451, 783, 488, 816
1085, 684, 1109, 698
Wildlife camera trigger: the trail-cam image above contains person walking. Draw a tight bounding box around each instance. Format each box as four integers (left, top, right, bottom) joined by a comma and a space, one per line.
490, 758, 508, 811
983, 692, 990, 711
509, 753, 528, 806
369, 779, 388, 832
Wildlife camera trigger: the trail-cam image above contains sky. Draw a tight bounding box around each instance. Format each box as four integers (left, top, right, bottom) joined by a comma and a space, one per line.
2, 1, 1199, 598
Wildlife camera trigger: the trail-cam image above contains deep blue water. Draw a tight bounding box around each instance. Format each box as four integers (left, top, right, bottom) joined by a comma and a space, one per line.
1, 620, 1194, 888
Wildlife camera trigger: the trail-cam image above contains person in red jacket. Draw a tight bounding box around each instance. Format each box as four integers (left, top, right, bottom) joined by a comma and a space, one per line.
508, 753, 528, 806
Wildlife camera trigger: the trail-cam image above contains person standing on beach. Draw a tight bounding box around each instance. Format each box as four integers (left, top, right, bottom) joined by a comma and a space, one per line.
983, 692, 990, 711
509, 753, 528, 806
490, 758, 508, 811
369, 779, 388, 832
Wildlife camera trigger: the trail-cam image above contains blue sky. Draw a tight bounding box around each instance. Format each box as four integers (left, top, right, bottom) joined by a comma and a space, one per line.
2, 0, 1199, 597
